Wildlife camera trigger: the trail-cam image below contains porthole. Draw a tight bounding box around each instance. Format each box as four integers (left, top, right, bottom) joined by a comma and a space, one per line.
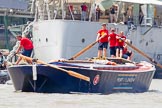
46, 38, 48, 42
81, 38, 85, 43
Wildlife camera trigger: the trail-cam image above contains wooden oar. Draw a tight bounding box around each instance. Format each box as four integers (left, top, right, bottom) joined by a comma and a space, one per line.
69, 35, 106, 60
16, 54, 90, 82
124, 40, 162, 69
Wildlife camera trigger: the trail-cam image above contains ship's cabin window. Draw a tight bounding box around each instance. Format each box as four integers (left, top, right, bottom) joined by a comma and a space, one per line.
46, 38, 48, 42
81, 38, 85, 43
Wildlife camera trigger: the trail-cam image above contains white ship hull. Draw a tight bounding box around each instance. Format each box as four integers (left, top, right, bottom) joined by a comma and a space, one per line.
32, 20, 102, 62
32, 20, 162, 66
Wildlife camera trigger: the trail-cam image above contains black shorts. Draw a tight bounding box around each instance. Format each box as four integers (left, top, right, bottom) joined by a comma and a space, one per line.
125, 51, 132, 56
122, 51, 132, 59
109, 47, 116, 56
116, 46, 124, 50
98, 42, 108, 50
22, 49, 33, 57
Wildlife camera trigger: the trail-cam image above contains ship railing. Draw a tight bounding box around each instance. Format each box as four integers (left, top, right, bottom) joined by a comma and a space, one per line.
0, 8, 34, 18
119, 15, 154, 35
130, 15, 162, 28
34, 0, 95, 21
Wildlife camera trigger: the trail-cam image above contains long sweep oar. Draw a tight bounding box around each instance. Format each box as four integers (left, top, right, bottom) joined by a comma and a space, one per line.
124, 40, 162, 69
16, 54, 90, 82
69, 35, 106, 60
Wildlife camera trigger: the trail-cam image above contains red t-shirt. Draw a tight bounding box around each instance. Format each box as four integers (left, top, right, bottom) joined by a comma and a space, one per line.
69, 5, 73, 11
81, 5, 87, 11
109, 32, 117, 47
116, 35, 126, 47
123, 47, 127, 54
20, 38, 33, 50
97, 29, 109, 43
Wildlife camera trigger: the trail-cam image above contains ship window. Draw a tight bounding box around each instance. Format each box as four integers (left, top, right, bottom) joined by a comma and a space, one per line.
81, 38, 85, 43
46, 38, 48, 42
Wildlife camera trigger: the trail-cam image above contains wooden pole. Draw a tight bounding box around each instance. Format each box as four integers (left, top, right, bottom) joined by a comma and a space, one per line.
69, 41, 98, 60
69, 35, 106, 60
16, 54, 90, 82
124, 40, 162, 69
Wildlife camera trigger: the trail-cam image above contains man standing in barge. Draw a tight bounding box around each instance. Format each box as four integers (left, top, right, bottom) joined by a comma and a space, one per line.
96, 23, 109, 58
15, 35, 33, 65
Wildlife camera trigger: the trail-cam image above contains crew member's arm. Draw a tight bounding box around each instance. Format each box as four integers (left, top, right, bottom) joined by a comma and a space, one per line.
116, 35, 120, 39
121, 37, 126, 41
96, 33, 107, 41
15, 45, 23, 54
96, 33, 100, 41
15, 45, 23, 65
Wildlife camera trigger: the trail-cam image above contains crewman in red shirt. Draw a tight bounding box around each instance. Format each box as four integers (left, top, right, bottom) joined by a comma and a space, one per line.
96, 23, 109, 58
122, 39, 133, 60
15, 35, 33, 65
108, 28, 117, 57
116, 31, 126, 58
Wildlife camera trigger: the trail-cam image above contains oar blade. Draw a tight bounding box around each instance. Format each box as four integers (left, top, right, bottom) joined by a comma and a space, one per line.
68, 70, 90, 82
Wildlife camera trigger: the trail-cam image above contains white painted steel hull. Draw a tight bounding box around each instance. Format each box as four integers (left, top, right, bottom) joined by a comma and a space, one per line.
32, 20, 162, 66
32, 20, 102, 62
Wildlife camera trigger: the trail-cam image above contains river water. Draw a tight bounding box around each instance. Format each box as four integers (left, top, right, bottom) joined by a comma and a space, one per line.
0, 79, 162, 108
